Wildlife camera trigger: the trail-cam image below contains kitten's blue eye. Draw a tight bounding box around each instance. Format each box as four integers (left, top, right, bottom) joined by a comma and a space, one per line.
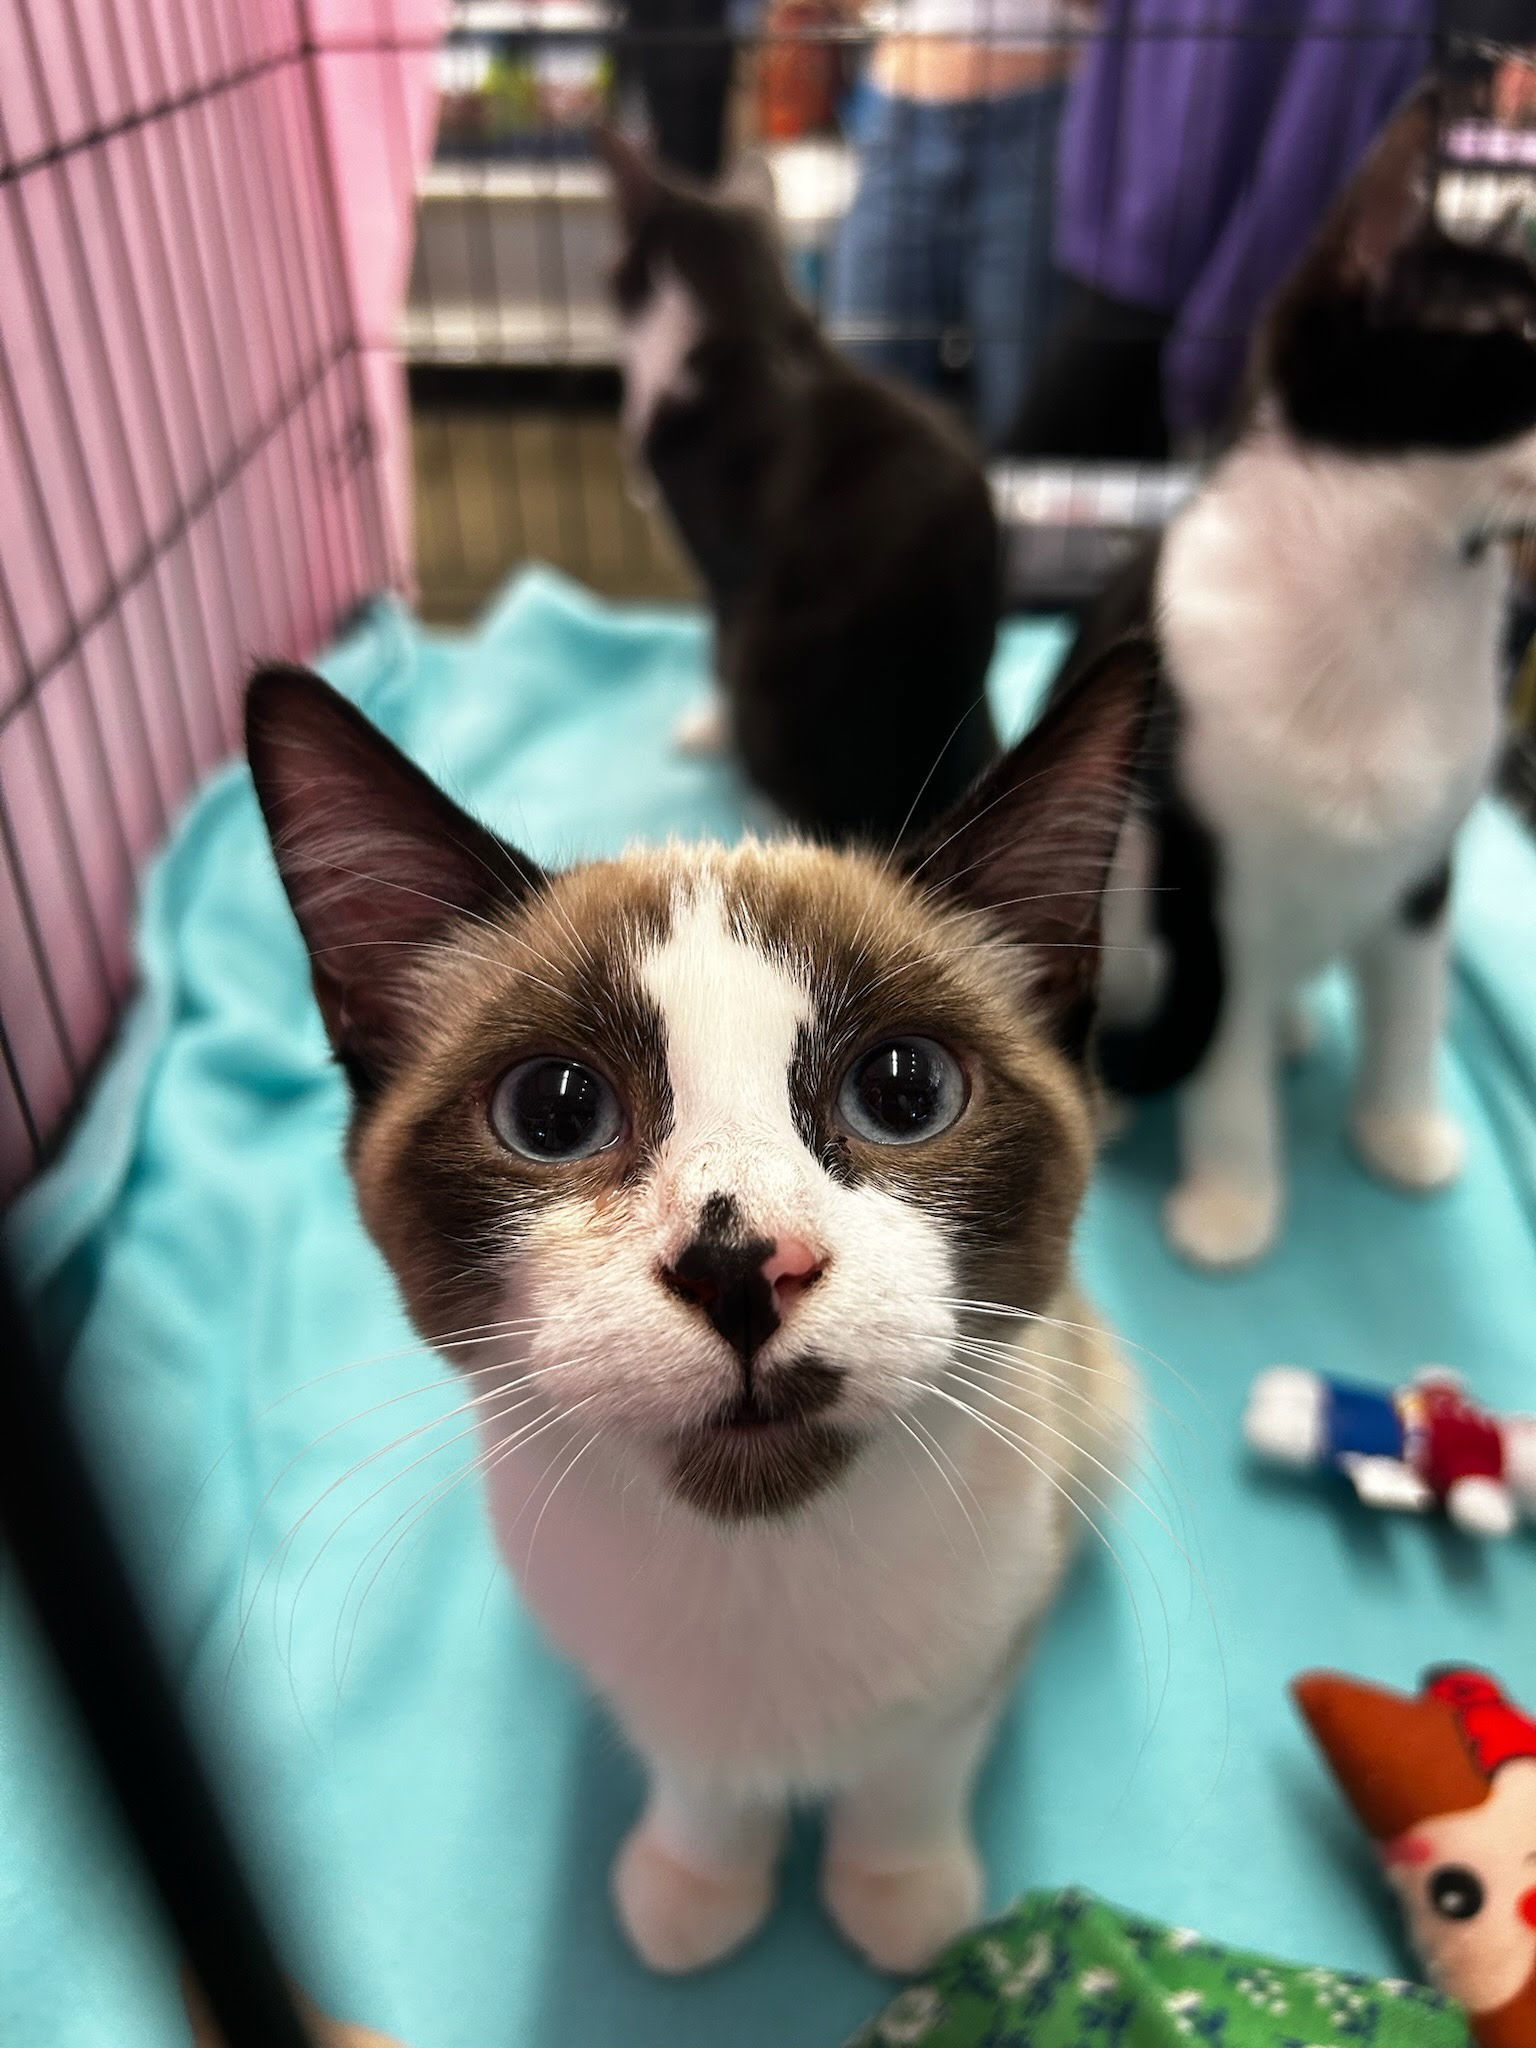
838, 1039, 966, 1146
490, 1059, 623, 1161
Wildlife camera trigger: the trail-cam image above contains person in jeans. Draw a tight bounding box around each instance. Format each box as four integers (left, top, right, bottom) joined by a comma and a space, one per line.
824, 2, 1082, 447
1004, 0, 1437, 458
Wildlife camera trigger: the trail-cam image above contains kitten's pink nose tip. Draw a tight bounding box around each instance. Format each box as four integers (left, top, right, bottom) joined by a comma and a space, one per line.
763, 1237, 826, 1307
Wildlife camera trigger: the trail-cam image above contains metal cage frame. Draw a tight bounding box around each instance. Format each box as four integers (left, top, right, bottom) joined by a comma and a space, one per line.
2, 4, 1532, 1190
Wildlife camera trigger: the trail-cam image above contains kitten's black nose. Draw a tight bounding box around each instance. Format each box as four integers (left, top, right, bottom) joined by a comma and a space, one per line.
662, 1232, 826, 1366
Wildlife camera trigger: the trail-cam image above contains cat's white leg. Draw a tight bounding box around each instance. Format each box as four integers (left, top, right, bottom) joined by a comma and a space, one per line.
1165, 968, 1282, 1268
1350, 907, 1465, 1191
673, 699, 730, 757
613, 1763, 786, 1973
822, 1701, 994, 1973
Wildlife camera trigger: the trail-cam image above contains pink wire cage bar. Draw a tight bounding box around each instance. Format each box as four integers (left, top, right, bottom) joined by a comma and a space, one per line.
0, 0, 443, 1200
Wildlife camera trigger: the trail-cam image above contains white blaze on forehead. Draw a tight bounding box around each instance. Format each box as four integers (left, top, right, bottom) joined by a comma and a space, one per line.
639, 885, 812, 1210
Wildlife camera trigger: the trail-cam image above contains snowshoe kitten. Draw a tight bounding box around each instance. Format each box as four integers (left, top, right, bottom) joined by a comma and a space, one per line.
599, 129, 1001, 848
1081, 83, 1536, 1269
244, 640, 1148, 1975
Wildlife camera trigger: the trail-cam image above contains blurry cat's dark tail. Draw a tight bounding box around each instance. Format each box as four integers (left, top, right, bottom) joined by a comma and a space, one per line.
1045, 589, 1225, 1098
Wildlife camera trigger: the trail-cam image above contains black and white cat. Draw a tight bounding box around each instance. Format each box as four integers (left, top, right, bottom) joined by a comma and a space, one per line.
1083, 85, 1536, 1268
599, 129, 1001, 847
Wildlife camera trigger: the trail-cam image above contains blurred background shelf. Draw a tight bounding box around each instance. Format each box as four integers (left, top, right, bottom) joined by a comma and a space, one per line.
403, 303, 616, 366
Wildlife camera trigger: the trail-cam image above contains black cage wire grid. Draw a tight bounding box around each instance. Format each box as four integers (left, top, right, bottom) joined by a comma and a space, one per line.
2, 5, 1532, 1196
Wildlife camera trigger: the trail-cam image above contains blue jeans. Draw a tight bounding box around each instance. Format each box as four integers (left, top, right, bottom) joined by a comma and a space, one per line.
825, 80, 1064, 448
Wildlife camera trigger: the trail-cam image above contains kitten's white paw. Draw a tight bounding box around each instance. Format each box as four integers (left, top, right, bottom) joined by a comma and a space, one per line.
1352, 1107, 1465, 1191
673, 702, 729, 758
823, 1841, 983, 1975
614, 1826, 774, 1966
1164, 1175, 1280, 1270
612, 1824, 774, 1974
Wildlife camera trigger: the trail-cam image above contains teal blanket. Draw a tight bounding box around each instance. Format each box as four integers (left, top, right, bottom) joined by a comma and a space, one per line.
5, 569, 1534, 2048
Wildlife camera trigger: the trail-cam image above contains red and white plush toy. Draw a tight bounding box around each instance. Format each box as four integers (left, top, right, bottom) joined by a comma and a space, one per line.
1295, 1667, 1536, 2048
1246, 1367, 1536, 1537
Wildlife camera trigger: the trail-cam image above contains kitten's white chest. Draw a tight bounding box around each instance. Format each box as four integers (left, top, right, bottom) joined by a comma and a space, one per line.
482, 1388, 1073, 1787
1159, 440, 1506, 972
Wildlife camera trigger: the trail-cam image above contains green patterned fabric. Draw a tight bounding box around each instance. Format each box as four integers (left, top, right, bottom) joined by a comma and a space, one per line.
848, 1891, 1469, 2047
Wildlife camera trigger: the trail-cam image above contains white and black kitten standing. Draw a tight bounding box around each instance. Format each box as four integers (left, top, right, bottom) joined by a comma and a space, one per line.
598, 129, 1002, 848
1082, 85, 1536, 1269
244, 642, 1149, 1975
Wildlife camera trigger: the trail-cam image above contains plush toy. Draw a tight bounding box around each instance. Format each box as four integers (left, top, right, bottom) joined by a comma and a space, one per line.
1245, 1367, 1536, 1537
1294, 1667, 1536, 2048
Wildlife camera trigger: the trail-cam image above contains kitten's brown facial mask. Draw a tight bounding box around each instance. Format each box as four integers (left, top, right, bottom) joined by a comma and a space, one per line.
246, 649, 1149, 1519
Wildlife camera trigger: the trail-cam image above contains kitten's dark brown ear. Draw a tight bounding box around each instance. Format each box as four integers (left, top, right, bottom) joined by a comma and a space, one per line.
903, 640, 1153, 1058
245, 666, 545, 1094
1318, 81, 1442, 290
595, 124, 666, 234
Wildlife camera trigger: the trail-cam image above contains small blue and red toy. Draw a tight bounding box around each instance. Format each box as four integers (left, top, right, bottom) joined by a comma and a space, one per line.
1245, 1367, 1536, 1538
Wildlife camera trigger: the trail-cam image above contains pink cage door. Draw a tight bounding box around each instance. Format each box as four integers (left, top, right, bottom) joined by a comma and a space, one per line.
0, 0, 445, 1199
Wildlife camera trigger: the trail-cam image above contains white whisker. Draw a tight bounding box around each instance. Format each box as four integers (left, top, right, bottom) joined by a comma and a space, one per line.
173, 1318, 554, 1561
524, 1426, 605, 1574
944, 1355, 1195, 1574
892, 1401, 987, 1554
889, 1410, 968, 1559
922, 1379, 1165, 1727
939, 1336, 1193, 1557
932, 1297, 1207, 1410
878, 687, 995, 877
331, 1393, 602, 1695
232, 1354, 585, 1686
229, 1386, 504, 1685
273, 1384, 545, 1678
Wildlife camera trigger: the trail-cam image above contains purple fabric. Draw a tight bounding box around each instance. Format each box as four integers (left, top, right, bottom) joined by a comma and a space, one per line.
1056, 0, 1433, 431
